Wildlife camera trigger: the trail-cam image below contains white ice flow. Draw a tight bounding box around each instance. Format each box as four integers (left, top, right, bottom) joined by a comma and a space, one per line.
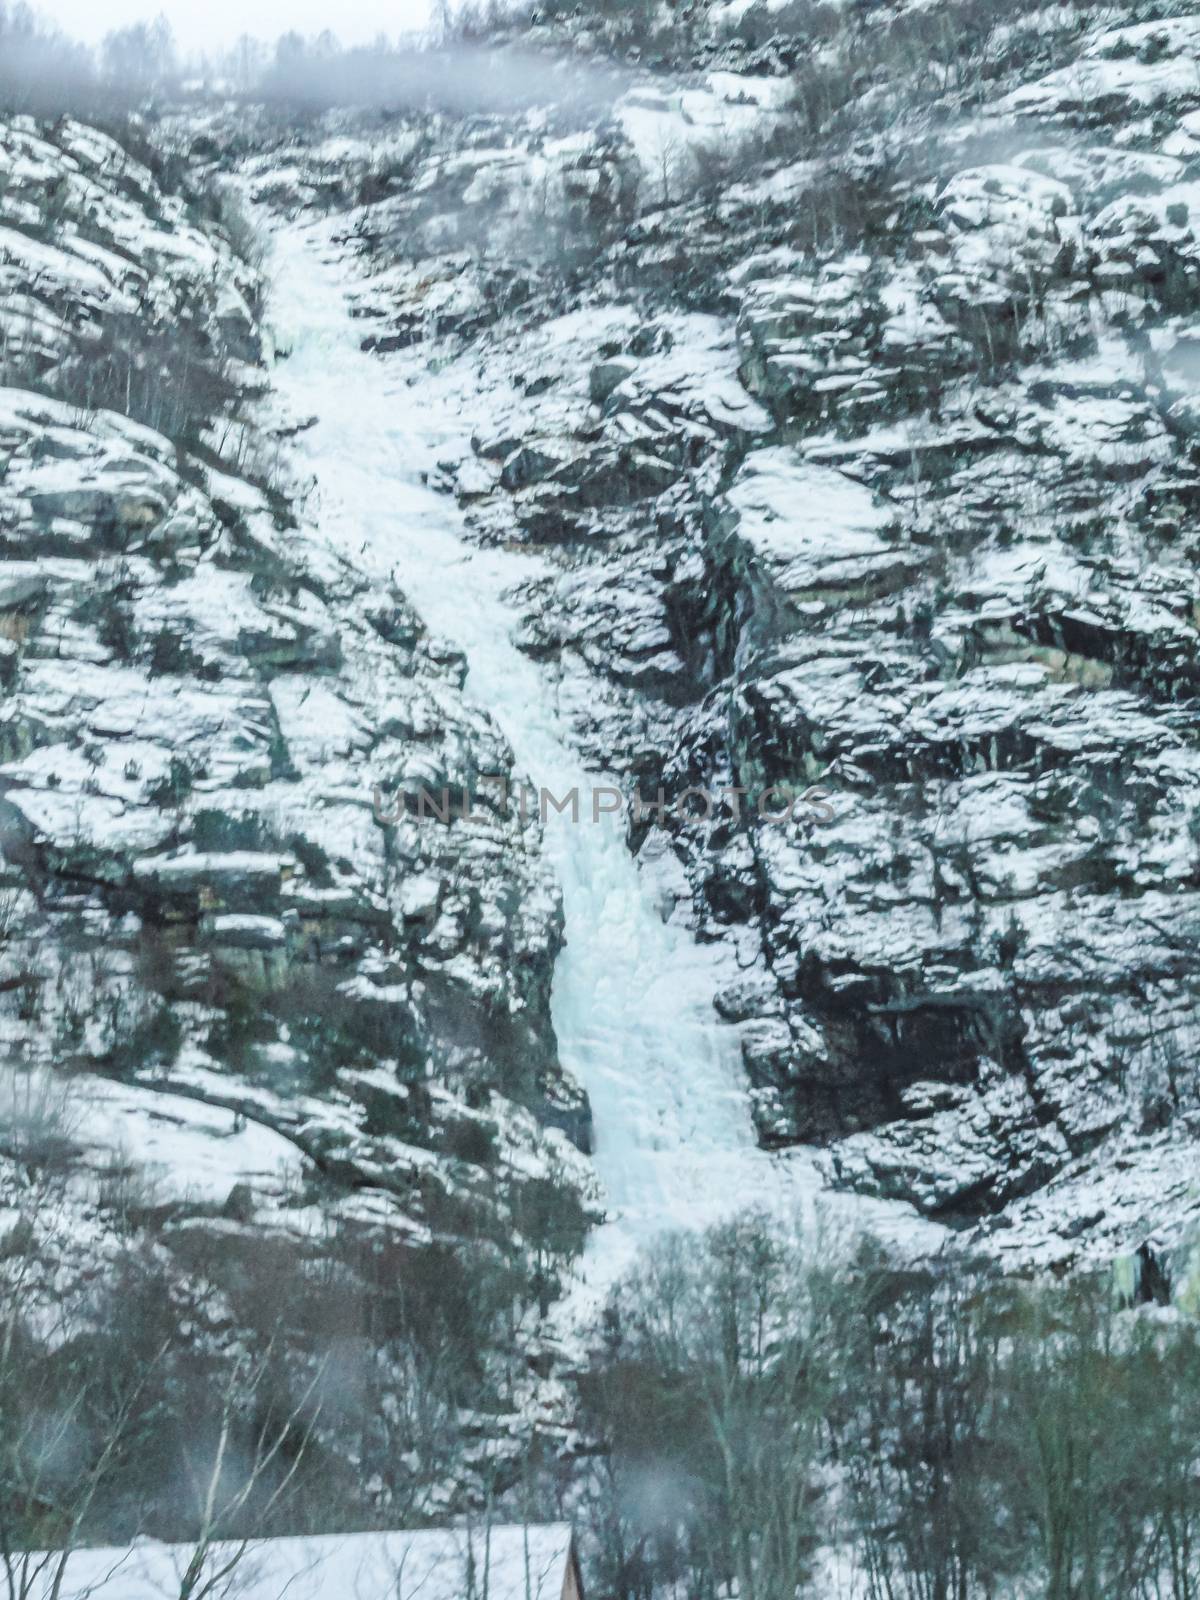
266, 217, 939, 1303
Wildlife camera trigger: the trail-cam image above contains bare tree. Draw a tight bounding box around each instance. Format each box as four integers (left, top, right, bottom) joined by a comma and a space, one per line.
583, 1211, 869, 1600
100, 17, 176, 93
846, 1266, 1012, 1600
0, 1145, 164, 1600
170, 1351, 323, 1600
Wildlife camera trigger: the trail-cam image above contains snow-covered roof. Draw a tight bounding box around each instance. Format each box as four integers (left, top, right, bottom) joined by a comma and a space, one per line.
41, 1524, 577, 1600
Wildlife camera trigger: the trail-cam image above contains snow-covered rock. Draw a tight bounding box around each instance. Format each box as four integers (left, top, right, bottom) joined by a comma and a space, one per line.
283, 0, 1200, 1281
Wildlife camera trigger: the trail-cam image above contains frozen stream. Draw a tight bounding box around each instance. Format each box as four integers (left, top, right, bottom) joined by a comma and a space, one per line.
266, 218, 936, 1300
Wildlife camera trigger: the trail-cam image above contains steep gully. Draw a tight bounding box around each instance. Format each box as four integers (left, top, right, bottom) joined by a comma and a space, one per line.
265, 215, 938, 1305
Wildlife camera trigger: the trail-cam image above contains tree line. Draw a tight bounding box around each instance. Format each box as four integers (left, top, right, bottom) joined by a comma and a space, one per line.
576, 1213, 1200, 1600
0, 3, 178, 115
5, 1099, 1200, 1600
0, 1059, 593, 1600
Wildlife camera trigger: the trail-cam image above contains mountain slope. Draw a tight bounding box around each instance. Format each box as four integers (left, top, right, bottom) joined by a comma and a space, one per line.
0, 106, 595, 1529
234, 0, 1200, 1281
4, 0, 1200, 1545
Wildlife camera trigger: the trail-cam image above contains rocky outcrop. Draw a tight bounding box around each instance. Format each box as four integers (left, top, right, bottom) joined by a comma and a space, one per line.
0, 110, 595, 1399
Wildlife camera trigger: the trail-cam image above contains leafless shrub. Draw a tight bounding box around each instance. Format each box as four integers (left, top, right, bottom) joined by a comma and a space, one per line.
0, 1067, 78, 1168
94, 1149, 164, 1235
762, 0, 1103, 161
50, 303, 244, 448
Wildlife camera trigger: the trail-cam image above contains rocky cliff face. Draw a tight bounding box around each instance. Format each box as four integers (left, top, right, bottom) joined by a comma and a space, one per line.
0, 110, 596, 1516
238, 0, 1200, 1279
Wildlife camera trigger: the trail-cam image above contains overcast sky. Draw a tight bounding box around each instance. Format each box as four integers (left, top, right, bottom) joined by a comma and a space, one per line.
37, 0, 433, 57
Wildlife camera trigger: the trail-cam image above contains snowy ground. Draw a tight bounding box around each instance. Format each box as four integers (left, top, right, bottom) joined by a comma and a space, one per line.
37, 1523, 574, 1600
76, 1076, 303, 1200
264, 215, 944, 1311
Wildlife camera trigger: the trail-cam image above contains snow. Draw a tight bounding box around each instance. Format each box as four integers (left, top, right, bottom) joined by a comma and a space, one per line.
723, 449, 895, 563
132, 850, 290, 884
38, 1523, 574, 1600
938, 164, 1078, 277
1007, 13, 1200, 116
79, 1078, 303, 1201
0, 222, 119, 297
1166, 108, 1200, 155
265, 216, 943, 1309
704, 70, 796, 109
615, 74, 789, 192
605, 312, 772, 436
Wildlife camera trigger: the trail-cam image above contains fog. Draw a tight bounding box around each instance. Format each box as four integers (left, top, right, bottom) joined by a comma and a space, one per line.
37, 0, 434, 57
0, 0, 631, 120
0, 2, 98, 113
255, 38, 629, 116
